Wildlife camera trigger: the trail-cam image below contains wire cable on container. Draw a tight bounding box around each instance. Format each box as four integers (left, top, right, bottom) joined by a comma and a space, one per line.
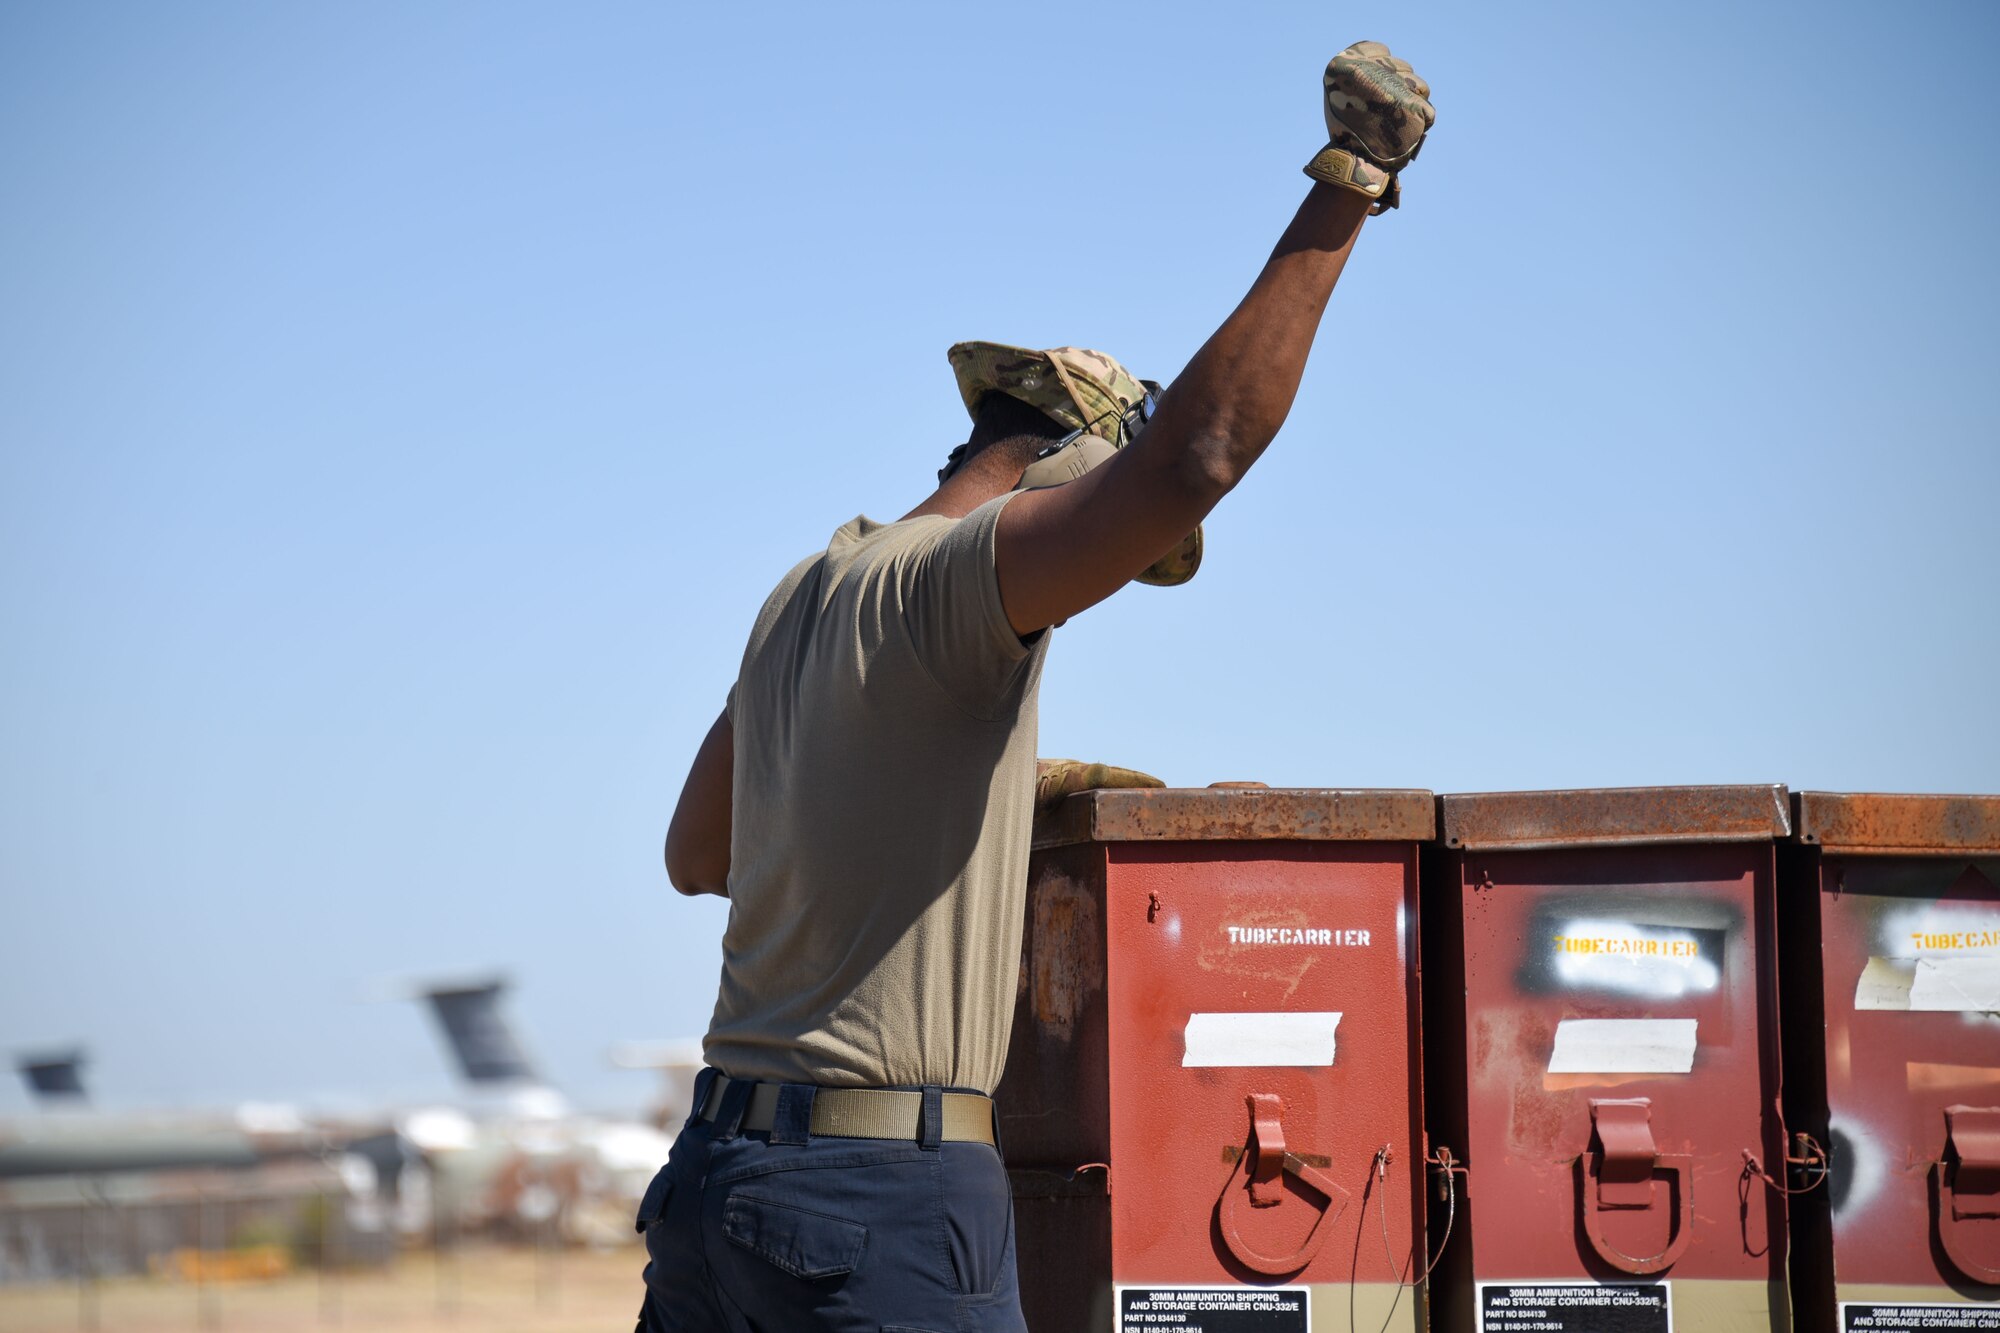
1363, 1143, 1460, 1333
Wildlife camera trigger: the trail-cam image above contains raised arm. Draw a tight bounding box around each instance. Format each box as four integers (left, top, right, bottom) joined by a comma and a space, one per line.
665, 710, 732, 897
993, 42, 1433, 636
994, 184, 1369, 634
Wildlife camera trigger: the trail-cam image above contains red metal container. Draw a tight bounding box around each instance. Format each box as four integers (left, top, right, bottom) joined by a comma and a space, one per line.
1423, 786, 1794, 1333
1779, 792, 2000, 1330
999, 786, 1438, 1333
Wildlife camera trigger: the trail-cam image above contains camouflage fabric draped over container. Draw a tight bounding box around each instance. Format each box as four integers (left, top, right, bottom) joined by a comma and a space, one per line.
1033, 758, 1165, 816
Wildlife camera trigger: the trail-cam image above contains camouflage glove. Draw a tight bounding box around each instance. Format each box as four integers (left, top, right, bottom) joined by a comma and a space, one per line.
1035, 759, 1165, 816
1303, 41, 1435, 213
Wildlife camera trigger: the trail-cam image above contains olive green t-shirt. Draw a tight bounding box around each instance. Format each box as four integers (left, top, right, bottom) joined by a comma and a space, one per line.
701, 493, 1051, 1095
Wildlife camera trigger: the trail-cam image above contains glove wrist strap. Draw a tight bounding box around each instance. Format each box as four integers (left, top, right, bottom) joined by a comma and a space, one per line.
1302, 144, 1401, 214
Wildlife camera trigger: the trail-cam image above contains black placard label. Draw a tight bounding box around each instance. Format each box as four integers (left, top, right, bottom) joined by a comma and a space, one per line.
1479, 1282, 1670, 1332
1117, 1287, 1308, 1331
1842, 1305, 2000, 1332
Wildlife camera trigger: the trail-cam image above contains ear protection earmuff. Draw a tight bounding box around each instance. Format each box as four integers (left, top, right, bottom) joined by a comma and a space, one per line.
1011, 378, 1164, 491
941, 379, 1165, 490
1014, 432, 1119, 491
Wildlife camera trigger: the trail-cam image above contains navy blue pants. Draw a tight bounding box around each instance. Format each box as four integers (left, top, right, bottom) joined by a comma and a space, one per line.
635, 1071, 1027, 1333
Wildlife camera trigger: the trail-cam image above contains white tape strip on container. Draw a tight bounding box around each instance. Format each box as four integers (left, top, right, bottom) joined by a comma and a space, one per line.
1182, 1012, 1342, 1067
1857, 955, 2000, 1011
1911, 956, 2000, 1011
1547, 1018, 1697, 1074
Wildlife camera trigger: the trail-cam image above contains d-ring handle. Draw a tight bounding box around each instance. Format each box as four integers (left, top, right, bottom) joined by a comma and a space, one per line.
1578, 1150, 1695, 1275
1938, 1170, 2000, 1283
1216, 1093, 1350, 1276
1937, 1104, 2000, 1284
1578, 1099, 1693, 1276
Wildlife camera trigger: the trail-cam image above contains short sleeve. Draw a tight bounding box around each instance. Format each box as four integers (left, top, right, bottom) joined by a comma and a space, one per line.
897, 493, 1044, 719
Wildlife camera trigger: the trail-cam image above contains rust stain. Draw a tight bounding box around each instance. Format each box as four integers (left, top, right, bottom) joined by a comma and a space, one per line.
1506, 1071, 1571, 1161
1470, 1006, 1495, 1074
1441, 785, 1790, 851
1278, 953, 1318, 1003
1220, 1145, 1330, 1168
1471, 1007, 1569, 1157
1795, 791, 2000, 856
1908, 1061, 2000, 1093
1542, 1070, 1660, 1093
1029, 870, 1102, 1043
1033, 787, 1435, 849
1196, 905, 1317, 992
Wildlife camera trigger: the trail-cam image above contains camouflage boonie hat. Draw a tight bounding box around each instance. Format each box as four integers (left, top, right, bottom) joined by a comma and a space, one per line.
949, 342, 1147, 442
946, 340, 1202, 588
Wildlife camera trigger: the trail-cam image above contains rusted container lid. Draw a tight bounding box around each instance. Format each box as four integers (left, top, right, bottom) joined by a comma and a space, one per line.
1438, 784, 1790, 852
1032, 786, 1435, 851
1793, 791, 2000, 856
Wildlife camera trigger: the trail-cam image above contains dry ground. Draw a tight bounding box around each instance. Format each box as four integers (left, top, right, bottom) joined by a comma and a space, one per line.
0, 1245, 645, 1332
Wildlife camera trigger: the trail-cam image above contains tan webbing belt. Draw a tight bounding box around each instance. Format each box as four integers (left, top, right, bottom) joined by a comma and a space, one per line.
698, 1075, 996, 1146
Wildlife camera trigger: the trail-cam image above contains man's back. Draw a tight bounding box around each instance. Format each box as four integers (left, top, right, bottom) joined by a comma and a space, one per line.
704, 492, 1049, 1095
646, 43, 1433, 1325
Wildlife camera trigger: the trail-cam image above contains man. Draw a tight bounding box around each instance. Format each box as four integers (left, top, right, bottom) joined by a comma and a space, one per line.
639, 41, 1434, 1332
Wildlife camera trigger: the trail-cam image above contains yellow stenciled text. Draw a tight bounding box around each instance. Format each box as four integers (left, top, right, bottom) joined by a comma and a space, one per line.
1551, 935, 1700, 959
1908, 928, 2000, 952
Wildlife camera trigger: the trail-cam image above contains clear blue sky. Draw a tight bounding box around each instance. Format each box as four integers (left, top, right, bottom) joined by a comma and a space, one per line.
3, 2, 1996, 1115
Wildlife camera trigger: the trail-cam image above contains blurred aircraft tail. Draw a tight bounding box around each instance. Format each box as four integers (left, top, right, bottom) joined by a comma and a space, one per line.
421, 980, 538, 1085
15, 1048, 88, 1105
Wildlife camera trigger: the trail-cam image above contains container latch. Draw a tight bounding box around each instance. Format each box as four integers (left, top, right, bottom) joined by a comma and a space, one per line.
1937, 1104, 2000, 1284
1578, 1098, 1693, 1276
1592, 1099, 1659, 1209
1247, 1092, 1287, 1206
1216, 1092, 1350, 1277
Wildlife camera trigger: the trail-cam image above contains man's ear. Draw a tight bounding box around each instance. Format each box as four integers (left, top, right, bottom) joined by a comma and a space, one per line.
938, 443, 970, 484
